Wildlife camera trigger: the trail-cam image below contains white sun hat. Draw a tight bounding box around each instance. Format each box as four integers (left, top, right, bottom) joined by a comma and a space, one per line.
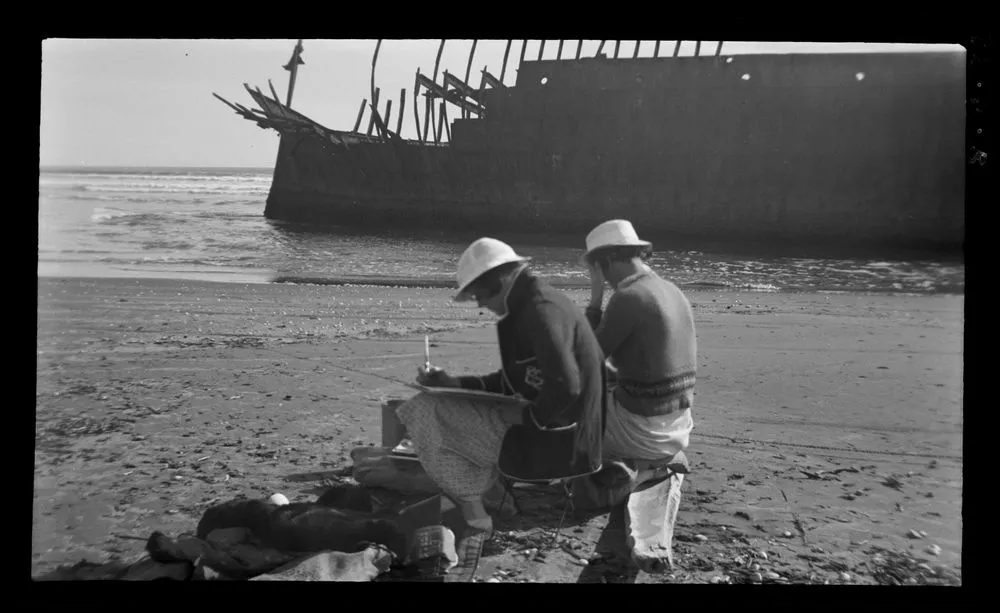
583, 219, 652, 260
454, 237, 531, 302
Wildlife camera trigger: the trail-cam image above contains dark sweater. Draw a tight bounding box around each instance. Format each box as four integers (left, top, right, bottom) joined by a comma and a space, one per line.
458, 268, 607, 482
586, 266, 697, 417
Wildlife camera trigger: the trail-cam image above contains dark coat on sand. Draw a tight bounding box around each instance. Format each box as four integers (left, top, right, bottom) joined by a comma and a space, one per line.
458, 268, 607, 482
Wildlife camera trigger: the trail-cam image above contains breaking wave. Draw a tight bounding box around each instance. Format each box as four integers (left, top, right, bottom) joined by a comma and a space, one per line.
102, 255, 264, 267
42, 168, 272, 200
141, 240, 195, 251
90, 207, 133, 222
72, 194, 209, 205
79, 182, 269, 195
90, 209, 195, 226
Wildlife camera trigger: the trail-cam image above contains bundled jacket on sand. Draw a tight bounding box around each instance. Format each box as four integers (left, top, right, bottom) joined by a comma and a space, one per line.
457, 268, 607, 482
196, 498, 407, 557
36, 491, 464, 582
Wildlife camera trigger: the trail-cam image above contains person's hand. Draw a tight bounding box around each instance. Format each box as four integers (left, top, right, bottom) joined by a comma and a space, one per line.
417, 365, 461, 388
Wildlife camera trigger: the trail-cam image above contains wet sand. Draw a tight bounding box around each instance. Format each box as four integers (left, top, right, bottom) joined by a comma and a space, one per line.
34, 276, 963, 583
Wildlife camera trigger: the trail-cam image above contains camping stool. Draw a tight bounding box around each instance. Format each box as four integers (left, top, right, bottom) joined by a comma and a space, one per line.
497, 475, 577, 550
497, 476, 522, 515
631, 451, 691, 490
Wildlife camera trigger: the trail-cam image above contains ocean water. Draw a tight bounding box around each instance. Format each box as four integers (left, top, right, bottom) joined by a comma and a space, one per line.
38, 167, 965, 295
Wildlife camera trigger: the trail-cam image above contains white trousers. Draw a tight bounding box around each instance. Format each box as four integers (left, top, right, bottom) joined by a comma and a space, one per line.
603, 392, 694, 461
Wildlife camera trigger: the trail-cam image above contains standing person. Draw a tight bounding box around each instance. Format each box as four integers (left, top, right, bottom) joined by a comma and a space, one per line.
576, 219, 696, 506
394, 237, 606, 574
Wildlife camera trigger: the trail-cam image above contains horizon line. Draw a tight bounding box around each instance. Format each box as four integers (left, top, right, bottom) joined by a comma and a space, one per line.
40, 164, 276, 170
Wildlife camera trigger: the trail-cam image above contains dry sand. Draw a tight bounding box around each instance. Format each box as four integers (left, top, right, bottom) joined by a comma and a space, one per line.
34, 276, 963, 584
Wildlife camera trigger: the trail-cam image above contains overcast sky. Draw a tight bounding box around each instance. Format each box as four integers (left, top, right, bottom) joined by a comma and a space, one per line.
39, 39, 965, 169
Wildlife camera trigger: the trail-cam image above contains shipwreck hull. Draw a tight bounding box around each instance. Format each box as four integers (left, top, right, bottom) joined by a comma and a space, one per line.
265, 136, 606, 234
260, 51, 966, 250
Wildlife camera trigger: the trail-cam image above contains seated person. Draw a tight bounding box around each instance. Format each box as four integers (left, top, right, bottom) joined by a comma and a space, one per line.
577, 219, 696, 505
394, 237, 607, 539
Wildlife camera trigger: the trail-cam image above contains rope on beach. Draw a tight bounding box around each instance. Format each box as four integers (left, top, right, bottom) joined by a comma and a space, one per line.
263, 347, 962, 463
329, 363, 417, 388
695, 432, 962, 461
258, 345, 412, 386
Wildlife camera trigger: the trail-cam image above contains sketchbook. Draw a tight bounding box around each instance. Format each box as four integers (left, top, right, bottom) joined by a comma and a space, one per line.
404, 383, 529, 406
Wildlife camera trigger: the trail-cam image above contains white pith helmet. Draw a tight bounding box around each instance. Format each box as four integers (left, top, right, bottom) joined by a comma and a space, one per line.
583, 219, 652, 260
454, 237, 531, 302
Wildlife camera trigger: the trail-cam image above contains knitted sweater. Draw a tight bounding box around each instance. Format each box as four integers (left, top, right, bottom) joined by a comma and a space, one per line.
586, 266, 697, 417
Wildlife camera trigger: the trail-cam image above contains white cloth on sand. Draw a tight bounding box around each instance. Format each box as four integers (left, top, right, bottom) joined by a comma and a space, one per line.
395, 392, 516, 502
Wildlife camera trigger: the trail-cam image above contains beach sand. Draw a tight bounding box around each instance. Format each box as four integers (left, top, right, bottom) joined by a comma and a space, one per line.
34, 276, 963, 583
